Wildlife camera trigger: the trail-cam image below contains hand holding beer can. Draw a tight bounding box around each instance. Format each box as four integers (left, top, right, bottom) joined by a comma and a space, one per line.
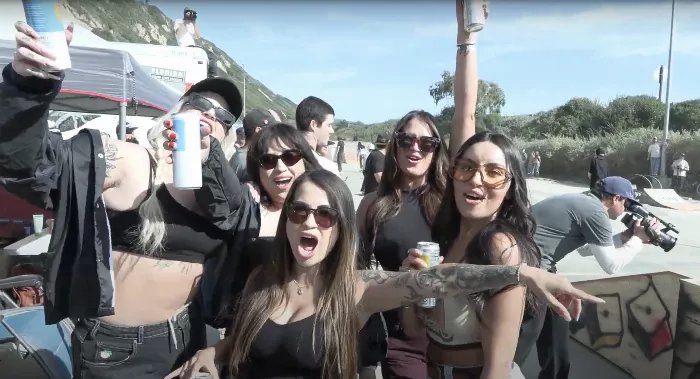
171, 112, 203, 189
462, 0, 486, 33
417, 241, 441, 308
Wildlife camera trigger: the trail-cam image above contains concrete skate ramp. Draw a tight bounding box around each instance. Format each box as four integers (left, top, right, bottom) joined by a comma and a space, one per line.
567, 272, 688, 379
639, 189, 700, 211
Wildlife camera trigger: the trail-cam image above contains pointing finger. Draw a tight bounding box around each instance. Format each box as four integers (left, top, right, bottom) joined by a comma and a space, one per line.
567, 287, 604, 304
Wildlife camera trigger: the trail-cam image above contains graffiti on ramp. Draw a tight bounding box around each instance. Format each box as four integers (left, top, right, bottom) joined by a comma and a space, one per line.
626, 279, 674, 361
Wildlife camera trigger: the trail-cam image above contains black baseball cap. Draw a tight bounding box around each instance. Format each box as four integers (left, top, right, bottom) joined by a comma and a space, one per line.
599, 176, 640, 207
242, 109, 281, 138
184, 77, 243, 123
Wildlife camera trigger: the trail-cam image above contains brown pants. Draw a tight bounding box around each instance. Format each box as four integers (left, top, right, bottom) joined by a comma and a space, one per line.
380, 337, 428, 378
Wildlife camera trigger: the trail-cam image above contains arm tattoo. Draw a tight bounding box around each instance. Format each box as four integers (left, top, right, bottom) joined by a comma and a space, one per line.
361, 264, 520, 302
101, 133, 122, 178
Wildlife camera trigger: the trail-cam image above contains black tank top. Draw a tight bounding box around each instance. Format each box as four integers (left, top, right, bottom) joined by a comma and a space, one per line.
373, 189, 432, 341
108, 156, 226, 263
245, 316, 324, 378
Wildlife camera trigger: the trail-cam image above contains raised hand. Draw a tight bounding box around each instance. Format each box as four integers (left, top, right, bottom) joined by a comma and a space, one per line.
161, 113, 214, 164
12, 21, 73, 80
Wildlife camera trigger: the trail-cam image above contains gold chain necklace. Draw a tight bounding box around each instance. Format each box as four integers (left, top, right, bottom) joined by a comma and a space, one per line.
292, 279, 308, 295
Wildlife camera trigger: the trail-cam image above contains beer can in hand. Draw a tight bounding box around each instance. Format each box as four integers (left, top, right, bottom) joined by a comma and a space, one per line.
463, 0, 486, 33
172, 112, 203, 189
22, 0, 72, 70
417, 241, 441, 308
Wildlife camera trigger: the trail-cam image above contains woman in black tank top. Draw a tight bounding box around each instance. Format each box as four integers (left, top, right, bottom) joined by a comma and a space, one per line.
168, 170, 600, 379
354, 4, 481, 377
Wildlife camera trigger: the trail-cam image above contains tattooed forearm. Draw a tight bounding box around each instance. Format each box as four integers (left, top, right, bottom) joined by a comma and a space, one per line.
100, 133, 122, 178
361, 264, 520, 303
359, 270, 402, 285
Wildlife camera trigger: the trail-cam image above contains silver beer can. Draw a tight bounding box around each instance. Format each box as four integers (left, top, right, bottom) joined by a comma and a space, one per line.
463, 0, 486, 33
417, 241, 441, 308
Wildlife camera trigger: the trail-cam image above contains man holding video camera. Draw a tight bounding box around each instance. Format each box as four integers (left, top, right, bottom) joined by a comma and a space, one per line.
515, 176, 661, 379
174, 7, 217, 78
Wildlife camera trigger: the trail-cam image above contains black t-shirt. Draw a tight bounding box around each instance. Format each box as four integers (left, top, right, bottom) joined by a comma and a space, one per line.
363, 150, 385, 193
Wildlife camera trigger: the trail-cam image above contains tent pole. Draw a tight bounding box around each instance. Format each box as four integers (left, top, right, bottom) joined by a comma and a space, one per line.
118, 102, 127, 141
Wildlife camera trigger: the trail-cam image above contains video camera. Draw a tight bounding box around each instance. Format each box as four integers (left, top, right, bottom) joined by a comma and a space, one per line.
621, 203, 679, 252
184, 8, 197, 21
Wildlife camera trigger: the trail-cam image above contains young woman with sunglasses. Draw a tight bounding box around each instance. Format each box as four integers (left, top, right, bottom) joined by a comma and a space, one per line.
0, 22, 249, 378
355, 1, 484, 376
400, 130, 541, 379
167, 169, 602, 379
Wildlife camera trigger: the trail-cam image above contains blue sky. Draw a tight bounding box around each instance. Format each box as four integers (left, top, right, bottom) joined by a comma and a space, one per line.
151, 1, 700, 124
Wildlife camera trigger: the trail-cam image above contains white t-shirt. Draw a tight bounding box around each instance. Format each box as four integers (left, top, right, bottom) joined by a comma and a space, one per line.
648, 143, 661, 158
672, 159, 689, 177
174, 19, 195, 47
314, 151, 341, 177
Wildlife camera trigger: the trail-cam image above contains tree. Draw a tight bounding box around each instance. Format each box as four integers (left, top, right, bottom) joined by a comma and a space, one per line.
428, 71, 506, 116
605, 95, 664, 133
670, 99, 700, 132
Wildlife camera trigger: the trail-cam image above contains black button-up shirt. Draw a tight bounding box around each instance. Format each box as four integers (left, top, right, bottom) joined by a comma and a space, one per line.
0, 64, 255, 326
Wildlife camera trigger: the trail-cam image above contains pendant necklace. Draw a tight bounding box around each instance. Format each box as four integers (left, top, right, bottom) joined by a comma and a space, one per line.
292, 279, 308, 295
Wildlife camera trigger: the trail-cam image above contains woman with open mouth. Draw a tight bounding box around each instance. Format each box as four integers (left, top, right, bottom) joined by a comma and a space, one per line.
400, 131, 541, 379
355, 1, 484, 376
207, 122, 323, 331
167, 169, 603, 379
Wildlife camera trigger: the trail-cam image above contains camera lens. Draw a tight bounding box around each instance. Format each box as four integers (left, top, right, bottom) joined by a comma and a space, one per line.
658, 233, 677, 252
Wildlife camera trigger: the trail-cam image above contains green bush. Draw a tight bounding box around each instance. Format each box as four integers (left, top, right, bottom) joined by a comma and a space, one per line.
517, 128, 700, 182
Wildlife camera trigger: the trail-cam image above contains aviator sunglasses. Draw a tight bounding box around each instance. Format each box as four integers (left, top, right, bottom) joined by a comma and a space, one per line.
395, 132, 441, 153
183, 93, 236, 130
448, 160, 512, 188
259, 150, 304, 170
286, 201, 340, 229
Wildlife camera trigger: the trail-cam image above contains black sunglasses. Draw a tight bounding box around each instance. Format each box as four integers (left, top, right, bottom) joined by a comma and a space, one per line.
395, 132, 441, 153
184, 93, 236, 130
286, 201, 340, 229
259, 150, 303, 170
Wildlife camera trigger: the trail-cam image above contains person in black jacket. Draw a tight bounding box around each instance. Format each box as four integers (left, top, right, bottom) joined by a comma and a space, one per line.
588, 147, 609, 190
0, 22, 248, 379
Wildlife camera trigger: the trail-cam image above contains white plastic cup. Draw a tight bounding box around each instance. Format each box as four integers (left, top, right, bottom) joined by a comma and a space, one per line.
463, 0, 486, 33
32, 214, 44, 236
22, 0, 72, 70
172, 112, 203, 189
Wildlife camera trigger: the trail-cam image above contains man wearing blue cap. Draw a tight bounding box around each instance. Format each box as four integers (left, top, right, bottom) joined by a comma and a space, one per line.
515, 176, 660, 379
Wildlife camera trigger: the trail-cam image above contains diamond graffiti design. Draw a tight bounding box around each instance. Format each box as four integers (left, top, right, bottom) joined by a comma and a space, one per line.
580, 293, 624, 350
626, 278, 674, 361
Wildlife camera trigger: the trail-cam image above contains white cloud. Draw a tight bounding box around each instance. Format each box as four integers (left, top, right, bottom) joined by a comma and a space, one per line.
414, 3, 700, 59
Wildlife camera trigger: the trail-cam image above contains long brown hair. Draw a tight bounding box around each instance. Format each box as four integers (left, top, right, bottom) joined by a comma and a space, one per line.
227, 170, 359, 378
364, 110, 449, 258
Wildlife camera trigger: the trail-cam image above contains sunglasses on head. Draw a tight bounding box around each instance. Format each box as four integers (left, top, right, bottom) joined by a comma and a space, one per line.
448, 160, 511, 188
259, 150, 303, 170
184, 93, 236, 130
395, 132, 440, 153
286, 201, 340, 229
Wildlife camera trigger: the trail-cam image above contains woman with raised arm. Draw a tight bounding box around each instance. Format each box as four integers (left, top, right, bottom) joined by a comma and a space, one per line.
167, 170, 601, 379
354, 1, 484, 377
0, 22, 248, 378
